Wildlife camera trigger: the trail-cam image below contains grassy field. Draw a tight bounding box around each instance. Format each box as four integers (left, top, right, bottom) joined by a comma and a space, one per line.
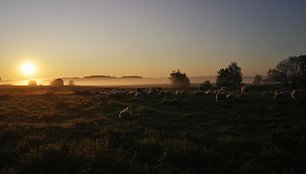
0, 86, 306, 174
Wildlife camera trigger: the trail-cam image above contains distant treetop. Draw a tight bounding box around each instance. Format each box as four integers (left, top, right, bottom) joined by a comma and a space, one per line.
83, 75, 116, 79
120, 76, 143, 79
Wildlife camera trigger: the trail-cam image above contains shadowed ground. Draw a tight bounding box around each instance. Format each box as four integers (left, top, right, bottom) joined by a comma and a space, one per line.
0, 86, 306, 174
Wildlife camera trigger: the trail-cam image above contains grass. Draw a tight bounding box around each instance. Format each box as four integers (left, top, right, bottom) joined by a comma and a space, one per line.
0, 86, 306, 174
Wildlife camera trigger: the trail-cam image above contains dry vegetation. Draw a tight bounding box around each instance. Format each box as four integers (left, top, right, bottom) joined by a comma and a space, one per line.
0, 86, 306, 174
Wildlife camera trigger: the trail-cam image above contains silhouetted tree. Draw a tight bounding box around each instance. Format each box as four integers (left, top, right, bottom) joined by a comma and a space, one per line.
169, 70, 190, 89
216, 62, 242, 88
200, 81, 212, 90
253, 74, 263, 84
28, 80, 37, 86
50, 78, 64, 87
68, 80, 75, 86
265, 55, 306, 87
263, 69, 281, 84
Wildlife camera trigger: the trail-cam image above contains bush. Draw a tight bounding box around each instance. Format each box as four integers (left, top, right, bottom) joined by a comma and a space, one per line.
169, 70, 190, 89
28, 80, 37, 86
50, 78, 64, 87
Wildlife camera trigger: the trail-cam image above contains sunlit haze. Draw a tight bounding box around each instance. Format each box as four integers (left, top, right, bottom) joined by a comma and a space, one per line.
20, 62, 37, 76
0, 0, 306, 80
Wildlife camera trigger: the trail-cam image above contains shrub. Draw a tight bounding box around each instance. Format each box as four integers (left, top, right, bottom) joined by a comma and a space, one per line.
169, 70, 190, 89
28, 80, 37, 86
50, 78, 64, 87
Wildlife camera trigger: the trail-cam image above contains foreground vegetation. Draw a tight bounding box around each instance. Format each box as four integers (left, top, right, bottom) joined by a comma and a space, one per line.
0, 86, 306, 174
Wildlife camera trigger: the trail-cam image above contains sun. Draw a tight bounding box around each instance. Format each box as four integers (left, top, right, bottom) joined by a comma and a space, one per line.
20, 62, 37, 76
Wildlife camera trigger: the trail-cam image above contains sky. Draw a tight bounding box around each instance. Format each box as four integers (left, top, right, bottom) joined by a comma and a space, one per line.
0, 0, 306, 80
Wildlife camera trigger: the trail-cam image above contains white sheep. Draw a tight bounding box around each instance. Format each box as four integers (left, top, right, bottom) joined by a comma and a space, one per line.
119, 107, 133, 119
216, 89, 227, 101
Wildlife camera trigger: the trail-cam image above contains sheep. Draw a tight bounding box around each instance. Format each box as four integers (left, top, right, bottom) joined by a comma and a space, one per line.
291, 90, 306, 101
221, 86, 229, 91
226, 92, 237, 100
204, 90, 214, 96
135, 91, 144, 97
127, 91, 137, 97
148, 87, 162, 95
90, 90, 100, 95
274, 90, 291, 101
136, 88, 145, 92
159, 90, 172, 96
108, 90, 127, 97
236, 92, 246, 99
240, 85, 247, 94
119, 107, 133, 119
175, 90, 187, 96
216, 89, 227, 101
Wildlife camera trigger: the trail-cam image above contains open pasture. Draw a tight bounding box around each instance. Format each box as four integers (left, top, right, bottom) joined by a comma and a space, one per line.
0, 86, 306, 174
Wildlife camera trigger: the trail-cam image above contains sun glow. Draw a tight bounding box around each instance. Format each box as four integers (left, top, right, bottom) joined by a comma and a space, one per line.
20, 62, 37, 76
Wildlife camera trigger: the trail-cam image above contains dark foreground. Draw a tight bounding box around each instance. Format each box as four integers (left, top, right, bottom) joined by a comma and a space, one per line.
0, 86, 306, 174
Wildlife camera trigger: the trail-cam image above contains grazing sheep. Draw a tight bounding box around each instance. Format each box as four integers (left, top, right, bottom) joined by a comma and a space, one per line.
135, 91, 144, 97
204, 90, 214, 96
291, 90, 306, 101
148, 87, 162, 95
136, 88, 145, 92
216, 89, 227, 101
198, 86, 205, 91
226, 92, 237, 100
128, 91, 137, 97
274, 89, 287, 94
108, 90, 127, 97
240, 85, 247, 94
159, 90, 172, 96
274, 90, 291, 100
175, 90, 186, 96
90, 90, 100, 95
221, 86, 229, 91
119, 107, 133, 119
236, 92, 246, 99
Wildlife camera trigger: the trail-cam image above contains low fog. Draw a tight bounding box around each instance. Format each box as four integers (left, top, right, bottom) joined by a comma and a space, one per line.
0, 76, 255, 86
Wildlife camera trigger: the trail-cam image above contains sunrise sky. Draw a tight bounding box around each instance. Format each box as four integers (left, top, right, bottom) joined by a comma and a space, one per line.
0, 0, 306, 80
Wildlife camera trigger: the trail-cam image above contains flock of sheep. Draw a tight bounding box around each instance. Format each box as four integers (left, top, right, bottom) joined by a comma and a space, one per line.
73, 86, 306, 102
72, 86, 306, 119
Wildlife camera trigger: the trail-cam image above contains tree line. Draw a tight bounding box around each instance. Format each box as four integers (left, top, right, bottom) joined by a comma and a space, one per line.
169, 55, 306, 89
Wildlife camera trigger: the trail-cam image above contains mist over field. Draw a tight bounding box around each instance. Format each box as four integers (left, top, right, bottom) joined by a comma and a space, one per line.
1, 0, 306, 173
0, 76, 255, 86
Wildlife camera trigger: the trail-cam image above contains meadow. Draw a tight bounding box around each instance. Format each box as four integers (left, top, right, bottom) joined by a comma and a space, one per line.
0, 86, 306, 174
